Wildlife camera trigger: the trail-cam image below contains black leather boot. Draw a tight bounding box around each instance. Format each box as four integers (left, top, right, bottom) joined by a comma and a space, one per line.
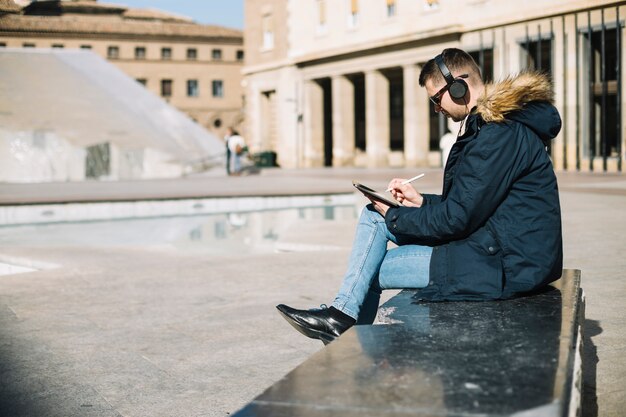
276, 304, 355, 344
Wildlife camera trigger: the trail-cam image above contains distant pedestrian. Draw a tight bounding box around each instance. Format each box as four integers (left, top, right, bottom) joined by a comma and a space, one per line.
224, 129, 232, 175
225, 127, 246, 175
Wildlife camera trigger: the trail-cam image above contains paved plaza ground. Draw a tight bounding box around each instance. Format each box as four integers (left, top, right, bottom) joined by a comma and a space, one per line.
0, 167, 624, 416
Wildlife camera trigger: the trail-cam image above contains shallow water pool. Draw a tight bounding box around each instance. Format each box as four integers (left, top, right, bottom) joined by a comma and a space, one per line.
0, 195, 359, 255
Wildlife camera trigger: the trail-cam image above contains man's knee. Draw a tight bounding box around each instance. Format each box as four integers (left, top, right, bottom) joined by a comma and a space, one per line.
362, 204, 383, 221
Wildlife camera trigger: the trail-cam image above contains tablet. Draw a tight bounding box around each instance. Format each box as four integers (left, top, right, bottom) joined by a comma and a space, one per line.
352, 180, 400, 207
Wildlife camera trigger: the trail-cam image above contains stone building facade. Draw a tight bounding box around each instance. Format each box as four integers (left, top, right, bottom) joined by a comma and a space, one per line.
0, 0, 245, 138
243, 0, 625, 173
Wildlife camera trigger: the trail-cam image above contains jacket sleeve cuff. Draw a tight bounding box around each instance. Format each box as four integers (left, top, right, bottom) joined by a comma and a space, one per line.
421, 193, 441, 206
385, 206, 402, 234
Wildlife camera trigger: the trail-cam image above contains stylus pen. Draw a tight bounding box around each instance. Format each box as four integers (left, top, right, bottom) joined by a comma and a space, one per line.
385, 173, 425, 192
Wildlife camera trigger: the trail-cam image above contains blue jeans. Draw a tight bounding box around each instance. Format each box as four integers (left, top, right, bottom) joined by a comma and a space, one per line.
332, 205, 432, 324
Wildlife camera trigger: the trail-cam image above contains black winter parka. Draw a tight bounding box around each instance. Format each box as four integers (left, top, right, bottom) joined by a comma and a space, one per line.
385, 72, 563, 301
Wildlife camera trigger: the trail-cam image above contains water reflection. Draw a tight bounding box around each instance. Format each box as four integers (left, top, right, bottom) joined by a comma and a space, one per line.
0, 204, 358, 255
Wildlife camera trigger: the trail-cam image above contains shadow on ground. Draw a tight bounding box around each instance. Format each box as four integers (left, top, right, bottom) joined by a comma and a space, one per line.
582, 319, 601, 417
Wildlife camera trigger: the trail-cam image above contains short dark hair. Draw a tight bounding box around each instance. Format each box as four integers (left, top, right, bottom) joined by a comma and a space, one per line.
419, 48, 482, 87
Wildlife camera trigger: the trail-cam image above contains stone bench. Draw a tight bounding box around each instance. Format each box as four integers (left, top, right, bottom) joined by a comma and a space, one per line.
232, 269, 583, 417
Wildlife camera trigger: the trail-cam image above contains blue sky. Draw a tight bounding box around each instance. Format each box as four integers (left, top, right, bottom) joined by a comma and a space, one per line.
114, 0, 244, 29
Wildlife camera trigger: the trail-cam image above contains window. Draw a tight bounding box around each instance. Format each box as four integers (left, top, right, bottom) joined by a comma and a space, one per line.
317, 0, 327, 31
187, 80, 199, 97
136, 78, 147, 86
348, 0, 359, 27
135, 46, 146, 60
161, 79, 172, 97
262, 14, 274, 49
80, 45, 92, 50
212, 48, 222, 60
161, 47, 172, 60
187, 48, 197, 60
521, 37, 552, 74
107, 45, 119, 59
468, 49, 494, 84
23, 43, 35, 48
424, 0, 439, 10
585, 27, 620, 161
52, 44, 64, 49
386, 0, 396, 17
236, 50, 244, 61
212, 80, 224, 98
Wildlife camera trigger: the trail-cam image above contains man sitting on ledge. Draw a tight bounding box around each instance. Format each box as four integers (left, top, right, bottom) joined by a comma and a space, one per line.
277, 48, 563, 344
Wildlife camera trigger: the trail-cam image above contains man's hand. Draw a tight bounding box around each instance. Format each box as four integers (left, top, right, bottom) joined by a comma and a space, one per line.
369, 198, 391, 216
387, 178, 424, 207
368, 177, 425, 216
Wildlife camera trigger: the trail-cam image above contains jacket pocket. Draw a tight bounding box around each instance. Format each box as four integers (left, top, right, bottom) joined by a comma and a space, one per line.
500, 220, 562, 293
467, 226, 502, 256
446, 227, 504, 298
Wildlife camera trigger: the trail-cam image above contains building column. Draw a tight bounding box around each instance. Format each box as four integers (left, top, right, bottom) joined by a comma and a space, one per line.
331, 75, 355, 167
551, 18, 566, 171
403, 64, 429, 167
246, 84, 263, 153
365, 70, 390, 167
303, 79, 324, 167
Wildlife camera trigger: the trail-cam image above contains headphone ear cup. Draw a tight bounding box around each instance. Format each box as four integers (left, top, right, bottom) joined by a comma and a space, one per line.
448, 78, 468, 100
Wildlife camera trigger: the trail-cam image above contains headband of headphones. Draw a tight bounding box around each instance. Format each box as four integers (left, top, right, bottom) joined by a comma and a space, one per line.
434, 53, 469, 100
434, 54, 455, 85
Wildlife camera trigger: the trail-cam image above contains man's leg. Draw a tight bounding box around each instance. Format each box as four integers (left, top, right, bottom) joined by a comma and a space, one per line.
226, 147, 231, 175
357, 244, 432, 324
232, 154, 241, 174
277, 205, 395, 343
332, 204, 396, 319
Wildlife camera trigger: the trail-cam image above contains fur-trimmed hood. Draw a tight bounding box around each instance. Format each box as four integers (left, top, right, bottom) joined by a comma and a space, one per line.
475, 71, 561, 142
476, 71, 554, 122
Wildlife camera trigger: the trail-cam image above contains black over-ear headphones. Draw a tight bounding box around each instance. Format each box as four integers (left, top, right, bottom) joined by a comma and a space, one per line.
434, 54, 468, 100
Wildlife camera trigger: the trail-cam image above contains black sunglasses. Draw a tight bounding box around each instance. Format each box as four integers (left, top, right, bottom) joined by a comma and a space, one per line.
429, 84, 451, 106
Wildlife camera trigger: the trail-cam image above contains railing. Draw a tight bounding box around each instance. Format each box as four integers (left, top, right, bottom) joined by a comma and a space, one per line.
465, 2, 625, 172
